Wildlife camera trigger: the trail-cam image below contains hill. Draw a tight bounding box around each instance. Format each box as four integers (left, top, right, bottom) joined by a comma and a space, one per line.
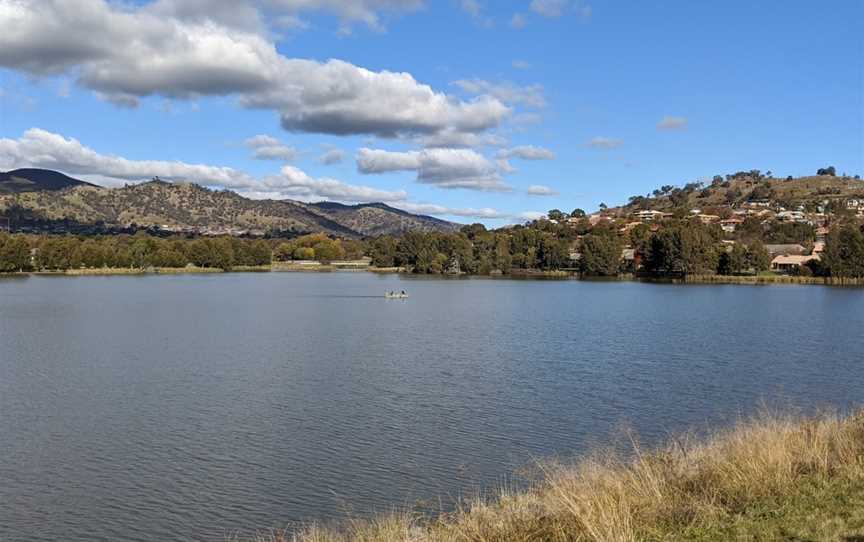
613, 171, 864, 216
0, 168, 96, 194
0, 175, 458, 238
309, 201, 458, 237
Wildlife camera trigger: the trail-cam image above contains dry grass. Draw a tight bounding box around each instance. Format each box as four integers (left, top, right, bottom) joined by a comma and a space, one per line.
240, 409, 864, 542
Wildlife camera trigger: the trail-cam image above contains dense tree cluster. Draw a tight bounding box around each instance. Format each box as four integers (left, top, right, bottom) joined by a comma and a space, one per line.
273, 233, 364, 263
0, 233, 272, 272
369, 223, 573, 275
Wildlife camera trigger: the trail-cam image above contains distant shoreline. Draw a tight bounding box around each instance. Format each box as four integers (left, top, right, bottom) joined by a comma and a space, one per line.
3, 265, 864, 286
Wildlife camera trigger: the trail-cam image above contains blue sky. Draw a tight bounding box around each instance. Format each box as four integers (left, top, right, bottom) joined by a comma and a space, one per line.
1, 0, 862, 226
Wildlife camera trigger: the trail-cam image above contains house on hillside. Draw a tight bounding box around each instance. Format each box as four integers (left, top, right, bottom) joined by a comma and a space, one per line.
771, 254, 819, 273
765, 244, 807, 258
635, 210, 664, 222
777, 210, 807, 222
694, 214, 720, 225
720, 218, 743, 233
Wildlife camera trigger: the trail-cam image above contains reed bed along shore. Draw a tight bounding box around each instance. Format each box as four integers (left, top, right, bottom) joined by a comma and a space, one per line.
241, 408, 864, 542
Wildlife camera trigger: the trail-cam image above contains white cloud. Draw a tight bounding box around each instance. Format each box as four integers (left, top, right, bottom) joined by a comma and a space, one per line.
264, 165, 407, 202
395, 202, 510, 219
318, 147, 345, 165
498, 145, 555, 160
530, 0, 568, 17
510, 13, 526, 28
657, 115, 688, 131
453, 79, 546, 108
496, 158, 516, 174
526, 184, 558, 196
587, 136, 623, 149
356, 147, 510, 191
267, 0, 425, 32
512, 60, 531, 70
0, 0, 509, 139
0, 128, 406, 203
0, 128, 256, 188
517, 211, 546, 221
417, 129, 507, 149
245, 134, 297, 161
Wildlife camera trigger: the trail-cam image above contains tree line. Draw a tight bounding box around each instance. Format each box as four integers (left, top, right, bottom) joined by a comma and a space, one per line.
2, 217, 864, 278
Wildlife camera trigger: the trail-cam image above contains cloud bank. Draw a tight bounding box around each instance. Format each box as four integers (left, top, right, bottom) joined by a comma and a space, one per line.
0, 0, 509, 140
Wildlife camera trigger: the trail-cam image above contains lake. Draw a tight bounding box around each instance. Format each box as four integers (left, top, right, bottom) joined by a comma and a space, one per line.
1, 273, 862, 541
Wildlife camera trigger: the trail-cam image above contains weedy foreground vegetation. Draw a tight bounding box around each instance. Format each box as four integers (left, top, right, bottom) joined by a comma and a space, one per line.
241, 409, 864, 542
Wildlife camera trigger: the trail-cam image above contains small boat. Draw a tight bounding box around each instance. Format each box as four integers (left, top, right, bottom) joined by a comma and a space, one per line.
385, 291, 409, 299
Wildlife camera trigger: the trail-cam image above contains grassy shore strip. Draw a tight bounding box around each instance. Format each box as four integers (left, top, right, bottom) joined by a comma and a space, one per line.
240, 409, 864, 542
681, 274, 864, 286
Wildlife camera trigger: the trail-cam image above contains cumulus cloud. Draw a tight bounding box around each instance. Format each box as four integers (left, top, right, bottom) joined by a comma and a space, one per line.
318, 147, 345, 165
453, 79, 546, 108
530, 0, 568, 17
526, 184, 558, 196
356, 147, 510, 191
587, 136, 623, 149
417, 129, 507, 149
0, 128, 406, 203
264, 165, 407, 202
498, 145, 555, 160
0, 0, 509, 139
245, 134, 298, 161
0, 128, 256, 188
267, 0, 425, 32
395, 202, 510, 219
657, 115, 688, 131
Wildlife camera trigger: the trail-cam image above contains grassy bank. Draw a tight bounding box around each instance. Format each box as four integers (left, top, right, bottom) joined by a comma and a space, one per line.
681, 274, 864, 286
244, 409, 864, 542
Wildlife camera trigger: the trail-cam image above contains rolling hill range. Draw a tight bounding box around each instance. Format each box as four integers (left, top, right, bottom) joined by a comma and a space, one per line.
0, 171, 459, 238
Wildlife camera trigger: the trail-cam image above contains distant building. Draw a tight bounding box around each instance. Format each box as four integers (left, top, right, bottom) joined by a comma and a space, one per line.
694, 214, 720, 225
771, 254, 819, 273
765, 244, 807, 257
776, 210, 806, 222
634, 210, 664, 223
720, 218, 744, 233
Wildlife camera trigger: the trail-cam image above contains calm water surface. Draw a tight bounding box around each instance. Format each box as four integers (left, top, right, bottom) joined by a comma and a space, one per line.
1, 273, 862, 541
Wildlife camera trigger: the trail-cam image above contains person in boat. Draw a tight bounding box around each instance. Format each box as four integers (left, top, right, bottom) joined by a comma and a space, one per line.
401, 290, 406, 296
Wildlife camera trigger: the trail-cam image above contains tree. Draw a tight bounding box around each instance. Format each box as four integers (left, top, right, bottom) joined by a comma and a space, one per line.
822, 225, 864, 278
646, 223, 719, 276
274, 242, 295, 262
547, 209, 565, 221
570, 208, 586, 218
293, 246, 315, 260
598, 202, 608, 211
817, 166, 837, 176
580, 230, 622, 276
718, 243, 747, 275
0, 234, 31, 272
746, 240, 771, 273
370, 236, 398, 267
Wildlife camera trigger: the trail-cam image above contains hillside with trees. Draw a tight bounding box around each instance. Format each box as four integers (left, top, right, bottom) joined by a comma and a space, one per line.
0, 174, 458, 238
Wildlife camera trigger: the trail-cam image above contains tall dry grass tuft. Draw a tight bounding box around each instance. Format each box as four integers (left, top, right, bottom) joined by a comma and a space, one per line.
237, 408, 864, 542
